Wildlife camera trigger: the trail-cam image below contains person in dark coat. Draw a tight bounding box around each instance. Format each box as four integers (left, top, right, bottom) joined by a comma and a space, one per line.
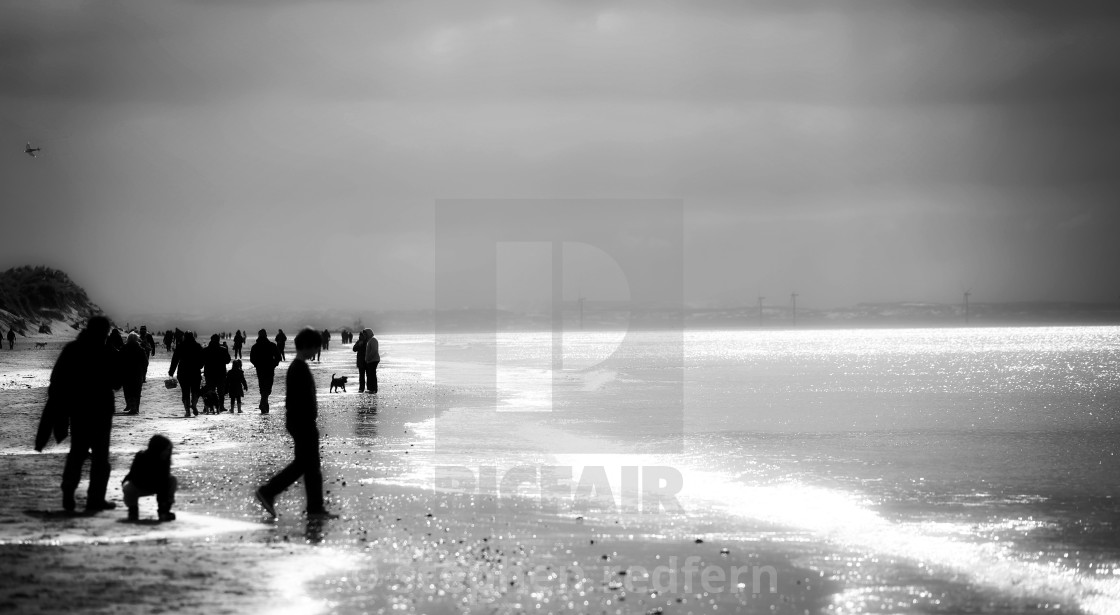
108, 328, 124, 351
163, 330, 174, 352
275, 329, 287, 362
233, 329, 245, 360
169, 331, 204, 417
140, 326, 156, 357
202, 334, 232, 411
174, 328, 184, 351
255, 327, 336, 520
225, 359, 249, 414
122, 434, 177, 522
36, 316, 122, 513
120, 331, 149, 415
364, 331, 380, 393
353, 328, 372, 393
6, 327, 14, 349
250, 329, 282, 414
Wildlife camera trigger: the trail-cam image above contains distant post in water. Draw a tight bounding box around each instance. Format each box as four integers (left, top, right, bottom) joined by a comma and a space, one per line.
963, 290, 971, 325
790, 292, 798, 327
757, 294, 764, 328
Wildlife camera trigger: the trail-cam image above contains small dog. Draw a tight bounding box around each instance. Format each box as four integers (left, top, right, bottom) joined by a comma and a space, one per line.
34, 342, 48, 349
202, 387, 220, 414
330, 374, 348, 393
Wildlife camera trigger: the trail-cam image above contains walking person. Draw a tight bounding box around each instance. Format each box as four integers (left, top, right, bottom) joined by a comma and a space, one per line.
202, 334, 232, 412
250, 329, 281, 414
226, 359, 249, 414
120, 331, 149, 415
255, 328, 337, 520
364, 331, 380, 393
35, 316, 122, 513
7, 327, 15, 349
169, 331, 204, 417
275, 329, 288, 362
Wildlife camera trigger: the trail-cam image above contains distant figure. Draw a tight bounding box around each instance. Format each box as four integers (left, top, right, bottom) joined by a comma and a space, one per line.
255, 328, 336, 520
316, 329, 330, 361
36, 316, 122, 513
353, 328, 372, 393
7, 327, 14, 349
364, 331, 380, 394
233, 329, 245, 360
108, 328, 124, 351
163, 330, 173, 352
250, 329, 281, 414
275, 329, 288, 362
174, 328, 184, 351
140, 326, 156, 357
202, 334, 232, 412
226, 359, 249, 414
122, 434, 177, 523
169, 331, 204, 417
120, 332, 149, 415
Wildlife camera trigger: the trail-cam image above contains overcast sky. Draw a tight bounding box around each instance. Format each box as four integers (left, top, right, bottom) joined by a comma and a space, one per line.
2, 0, 1119, 316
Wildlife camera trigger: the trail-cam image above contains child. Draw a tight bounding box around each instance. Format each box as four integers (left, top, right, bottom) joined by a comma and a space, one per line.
122, 434, 177, 522
225, 359, 249, 414
255, 327, 337, 519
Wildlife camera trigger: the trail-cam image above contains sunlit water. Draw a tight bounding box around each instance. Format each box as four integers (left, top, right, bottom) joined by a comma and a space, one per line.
393, 326, 1120, 613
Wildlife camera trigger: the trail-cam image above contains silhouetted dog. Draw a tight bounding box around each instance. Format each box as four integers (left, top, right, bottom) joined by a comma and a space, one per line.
330, 374, 348, 393
35, 342, 48, 349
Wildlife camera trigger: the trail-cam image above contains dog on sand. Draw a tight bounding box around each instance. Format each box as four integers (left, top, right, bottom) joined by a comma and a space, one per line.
330, 373, 348, 393
35, 342, 48, 349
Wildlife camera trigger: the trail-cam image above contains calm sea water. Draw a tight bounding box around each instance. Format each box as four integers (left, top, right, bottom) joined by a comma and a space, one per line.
397, 326, 1120, 613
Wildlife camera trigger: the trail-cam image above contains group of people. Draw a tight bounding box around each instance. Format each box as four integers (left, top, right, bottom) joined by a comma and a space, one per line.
37, 317, 341, 520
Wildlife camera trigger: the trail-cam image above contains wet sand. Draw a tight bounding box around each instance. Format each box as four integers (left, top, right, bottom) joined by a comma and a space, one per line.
0, 331, 833, 614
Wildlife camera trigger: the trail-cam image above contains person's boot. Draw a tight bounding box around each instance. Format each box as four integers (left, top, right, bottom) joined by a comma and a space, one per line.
62, 490, 75, 513
127, 506, 139, 522
158, 509, 176, 522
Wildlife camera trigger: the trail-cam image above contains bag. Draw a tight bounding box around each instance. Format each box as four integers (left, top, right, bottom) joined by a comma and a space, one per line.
164, 378, 178, 389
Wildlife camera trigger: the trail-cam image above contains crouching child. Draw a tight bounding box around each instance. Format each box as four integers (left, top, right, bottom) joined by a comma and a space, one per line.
122, 434, 177, 522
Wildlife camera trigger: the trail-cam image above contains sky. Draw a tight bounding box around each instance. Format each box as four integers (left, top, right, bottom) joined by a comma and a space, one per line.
2, 0, 1119, 317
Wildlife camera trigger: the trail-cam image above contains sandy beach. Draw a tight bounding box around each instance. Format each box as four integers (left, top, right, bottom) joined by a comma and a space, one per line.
0, 330, 830, 614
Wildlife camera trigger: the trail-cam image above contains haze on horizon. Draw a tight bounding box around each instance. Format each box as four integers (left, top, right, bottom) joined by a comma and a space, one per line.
2, 1, 1119, 320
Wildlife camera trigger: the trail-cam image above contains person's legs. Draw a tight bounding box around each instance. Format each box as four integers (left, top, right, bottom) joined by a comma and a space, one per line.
357, 362, 367, 393
86, 418, 113, 508
295, 431, 324, 512
258, 370, 274, 413
157, 476, 177, 519
61, 430, 90, 511
367, 361, 379, 393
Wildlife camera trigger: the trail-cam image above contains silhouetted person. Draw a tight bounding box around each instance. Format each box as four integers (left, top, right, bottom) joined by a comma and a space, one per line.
250, 329, 281, 413
275, 329, 287, 362
108, 328, 124, 351
353, 328, 372, 393
120, 331, 149, 415
233, 329, 245, 360
36, 316, 122, 513
140, 326, 156, 357
122, 434, 177, 523
255, 328, 336, 520
3, 327, 9, 349
169, 331, 204, 417
163, 330, 173, 352
174, 328, 184, 351
202, 334, 232, 411
226, 359, 249, 414
364, 331, 380, 393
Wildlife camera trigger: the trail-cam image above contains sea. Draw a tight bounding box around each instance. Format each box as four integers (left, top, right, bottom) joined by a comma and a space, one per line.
386, 325, 1120, 614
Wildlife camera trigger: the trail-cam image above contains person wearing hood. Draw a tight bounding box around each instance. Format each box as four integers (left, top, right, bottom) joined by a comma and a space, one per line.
120, 331, 149, 415
364, 331, 380, 393
250, 328, 282, 413
232, 329, 245, 360
352, 328, 374, 393
202, 333, 232, 411
169, 331, 204, 417
36, 316, 123, 513
108, 328, 124, 352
